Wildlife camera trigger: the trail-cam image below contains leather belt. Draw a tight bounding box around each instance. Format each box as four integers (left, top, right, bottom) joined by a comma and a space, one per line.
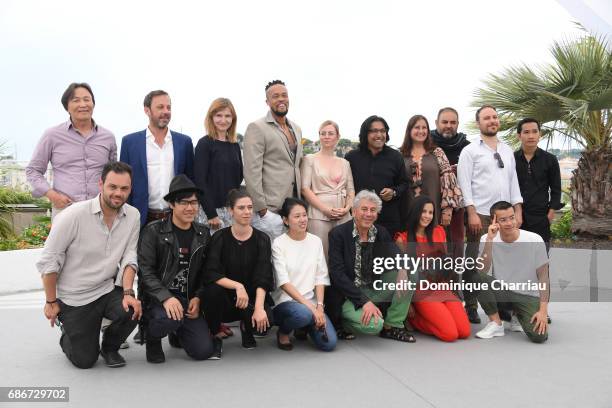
147, 208, 171, 222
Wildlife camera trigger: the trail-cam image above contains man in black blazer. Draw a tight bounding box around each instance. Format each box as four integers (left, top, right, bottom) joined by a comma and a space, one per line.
326, 190, 414, 342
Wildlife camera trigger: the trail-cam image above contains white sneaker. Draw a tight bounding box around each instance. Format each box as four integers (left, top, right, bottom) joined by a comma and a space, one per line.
509, 315, 524, 332
476, 321, 505, 339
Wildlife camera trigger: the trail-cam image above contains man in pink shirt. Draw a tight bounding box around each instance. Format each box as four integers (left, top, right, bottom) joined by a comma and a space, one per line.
26, 82, 117, 218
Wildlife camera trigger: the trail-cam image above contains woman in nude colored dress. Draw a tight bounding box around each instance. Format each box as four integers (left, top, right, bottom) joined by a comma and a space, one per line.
300, 120, 355, 258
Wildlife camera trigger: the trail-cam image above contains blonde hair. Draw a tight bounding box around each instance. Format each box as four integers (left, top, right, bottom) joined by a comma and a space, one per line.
205, 98, 238, 142
318, 120, 340, 136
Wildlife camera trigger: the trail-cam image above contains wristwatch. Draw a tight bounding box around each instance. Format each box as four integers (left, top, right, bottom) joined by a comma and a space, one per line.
123, 289, 136, 297
392, 189, 397, 198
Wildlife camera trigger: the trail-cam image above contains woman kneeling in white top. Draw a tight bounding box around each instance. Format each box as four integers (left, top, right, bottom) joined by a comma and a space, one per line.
272, 197, 337, 351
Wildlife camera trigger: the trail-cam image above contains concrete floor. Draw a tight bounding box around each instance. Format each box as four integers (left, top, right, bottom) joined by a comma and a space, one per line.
1, 291, 611, 408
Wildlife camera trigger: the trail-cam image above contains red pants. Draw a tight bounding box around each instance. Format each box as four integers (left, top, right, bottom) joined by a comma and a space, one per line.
409, 299, 471, 342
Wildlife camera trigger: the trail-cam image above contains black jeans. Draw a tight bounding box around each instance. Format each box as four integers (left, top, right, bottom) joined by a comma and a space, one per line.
522, 214, 551, 253
57, 286, 137, 369
464, 213, 491, 309
145, 297, 214, 361
324, 286, 345, 330
200, 284, 272, 335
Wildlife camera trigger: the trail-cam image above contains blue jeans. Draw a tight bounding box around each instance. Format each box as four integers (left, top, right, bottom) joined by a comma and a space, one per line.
273, 301, 337, 352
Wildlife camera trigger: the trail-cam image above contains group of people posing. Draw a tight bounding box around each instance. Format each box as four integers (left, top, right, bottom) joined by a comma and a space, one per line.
31, 79, 559, 369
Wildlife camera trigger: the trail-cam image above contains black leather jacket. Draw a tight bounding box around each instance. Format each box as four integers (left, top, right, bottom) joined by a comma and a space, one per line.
138, 217, 210, 304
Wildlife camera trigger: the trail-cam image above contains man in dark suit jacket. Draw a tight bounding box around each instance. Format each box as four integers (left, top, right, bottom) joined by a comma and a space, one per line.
326, 190, 414, 342
120, 90, 194, 226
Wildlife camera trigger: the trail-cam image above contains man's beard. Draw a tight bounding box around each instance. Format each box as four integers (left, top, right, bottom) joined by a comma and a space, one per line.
482, 130, 497, 137
151, 115, 170, 130
271, 108, 288, 117
102, 194, 125, 210
441, 131, 457, 139
154, 120, 169, 129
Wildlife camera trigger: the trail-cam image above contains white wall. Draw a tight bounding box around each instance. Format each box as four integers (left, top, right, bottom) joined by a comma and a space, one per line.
0, 248, 43, 294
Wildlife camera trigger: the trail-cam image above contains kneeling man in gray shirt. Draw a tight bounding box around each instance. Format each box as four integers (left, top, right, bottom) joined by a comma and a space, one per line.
38, 162, 142, 368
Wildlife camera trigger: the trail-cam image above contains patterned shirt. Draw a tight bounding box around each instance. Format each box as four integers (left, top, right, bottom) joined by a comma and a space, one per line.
352, 221, 377, 287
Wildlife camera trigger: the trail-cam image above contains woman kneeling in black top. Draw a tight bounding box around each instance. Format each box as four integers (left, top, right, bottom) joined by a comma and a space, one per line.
201, 188, 274, 357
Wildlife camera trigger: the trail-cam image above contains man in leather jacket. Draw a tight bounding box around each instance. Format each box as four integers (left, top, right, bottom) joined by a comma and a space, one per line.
138, 174, 215, 363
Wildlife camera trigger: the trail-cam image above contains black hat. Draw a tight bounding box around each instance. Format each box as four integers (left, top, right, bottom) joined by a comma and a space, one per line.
163, 174, 202, 202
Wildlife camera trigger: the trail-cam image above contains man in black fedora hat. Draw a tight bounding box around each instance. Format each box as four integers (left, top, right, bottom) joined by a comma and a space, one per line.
137, 174, 218, 363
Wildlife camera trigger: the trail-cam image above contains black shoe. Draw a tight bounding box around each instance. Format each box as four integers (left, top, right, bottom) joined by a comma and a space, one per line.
240, 324, 257, 350
253, 328, 269, 338
276, 331, 293, 351
100, 349, 126, 367
294, 327, 308, 341
133, 328, 146, 344
336, 329, 356, 341
209, 337, 223, 360
168, 332, 182, 348
146, 340, 165, 364
466, 307, 481, 324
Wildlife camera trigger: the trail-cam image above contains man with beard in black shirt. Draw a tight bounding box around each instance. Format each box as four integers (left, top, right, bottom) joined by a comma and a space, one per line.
431, 107, 470, 166
431, 107, 471, 253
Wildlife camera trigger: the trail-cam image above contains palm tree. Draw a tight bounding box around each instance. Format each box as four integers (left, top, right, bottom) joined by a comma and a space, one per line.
472, 35, 612, 236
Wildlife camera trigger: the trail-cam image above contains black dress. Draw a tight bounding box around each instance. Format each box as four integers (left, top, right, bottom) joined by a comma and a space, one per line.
194, 136, 243, 219
201, 227, 274, 333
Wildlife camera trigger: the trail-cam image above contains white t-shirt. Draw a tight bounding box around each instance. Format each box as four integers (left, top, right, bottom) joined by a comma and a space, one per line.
272, 232, 330, 305
479, 229, 549, 297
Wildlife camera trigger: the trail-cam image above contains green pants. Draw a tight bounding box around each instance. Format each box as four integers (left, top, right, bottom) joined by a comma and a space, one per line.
341, 270, 413, 335
476, 274, 548, 343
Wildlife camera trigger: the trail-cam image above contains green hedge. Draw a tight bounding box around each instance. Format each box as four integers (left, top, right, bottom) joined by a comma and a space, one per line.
0, 187, 51, 208
551, 210, 573, 240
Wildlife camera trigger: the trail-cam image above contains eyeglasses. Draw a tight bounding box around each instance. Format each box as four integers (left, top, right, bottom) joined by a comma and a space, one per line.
368, 128, 386, 135
176, 199, 199, 208
493, 152, 504, 168
319, 131, 337, 137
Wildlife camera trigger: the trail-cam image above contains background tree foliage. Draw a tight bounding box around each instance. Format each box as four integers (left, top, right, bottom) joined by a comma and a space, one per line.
472, 35, 611, 236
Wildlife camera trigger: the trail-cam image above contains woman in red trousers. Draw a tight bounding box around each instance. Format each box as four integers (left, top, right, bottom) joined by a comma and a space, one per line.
395, 195, 470, 342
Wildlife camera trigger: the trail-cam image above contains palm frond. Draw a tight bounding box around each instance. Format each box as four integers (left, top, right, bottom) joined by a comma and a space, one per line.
472, 34, 612, 151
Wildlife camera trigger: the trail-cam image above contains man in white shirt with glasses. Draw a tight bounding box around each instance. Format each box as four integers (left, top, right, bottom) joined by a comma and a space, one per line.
457, 105, 523, 324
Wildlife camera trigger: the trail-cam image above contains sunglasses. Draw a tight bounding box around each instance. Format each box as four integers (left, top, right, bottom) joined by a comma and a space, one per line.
493, 152, 505, 168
